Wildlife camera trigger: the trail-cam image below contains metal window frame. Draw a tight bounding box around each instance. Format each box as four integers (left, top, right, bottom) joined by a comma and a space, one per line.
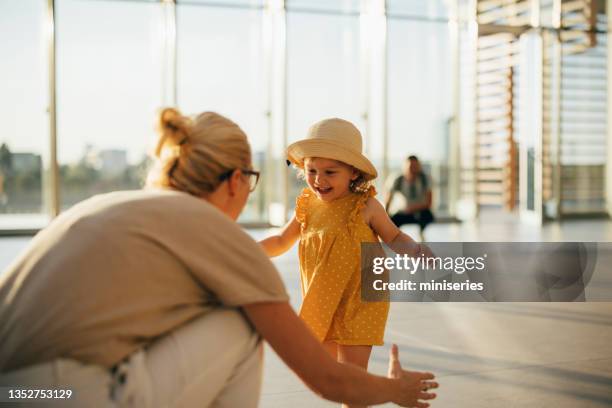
46, 0, 60, 219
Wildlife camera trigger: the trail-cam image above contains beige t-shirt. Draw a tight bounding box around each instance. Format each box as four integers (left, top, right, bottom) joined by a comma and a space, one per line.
0, 189, 289, 372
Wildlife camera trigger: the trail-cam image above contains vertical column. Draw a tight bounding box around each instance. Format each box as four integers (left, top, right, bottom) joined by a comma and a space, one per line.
531, 0, 543, 227
162, 0, 177, 107
473, 0, 480, 219
456, 0, 479, 220
518, 29, 544, 225
45, 0, 60, 218
360, 0, 386, 183
530, 0, 540, 28
607, 0, 612, 216
448, 0, 460, 218
265, 0, 287, 226
381, 0, 388, 185
549, 0, 563, 219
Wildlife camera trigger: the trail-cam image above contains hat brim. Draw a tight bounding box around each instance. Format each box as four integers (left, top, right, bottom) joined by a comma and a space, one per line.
286, 139, 377, 181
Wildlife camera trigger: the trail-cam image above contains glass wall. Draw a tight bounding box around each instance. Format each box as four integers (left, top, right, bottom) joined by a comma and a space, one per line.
0, 0, 461, 230
56, 0, 165, 211
177, 1, 269, 223
540, 1, 608, 217
4, 0, 611, 232
559, 28, 608, 214
386, 9, 453, 217
0, 0, 48, 229
386, 0, 448, 20
286, 1, 363, 211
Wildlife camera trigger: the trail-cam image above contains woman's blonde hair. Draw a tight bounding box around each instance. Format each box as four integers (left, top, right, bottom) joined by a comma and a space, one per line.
146, 108, 251, 196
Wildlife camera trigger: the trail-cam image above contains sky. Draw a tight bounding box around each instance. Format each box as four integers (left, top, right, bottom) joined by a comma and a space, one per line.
0, 0, 452, 166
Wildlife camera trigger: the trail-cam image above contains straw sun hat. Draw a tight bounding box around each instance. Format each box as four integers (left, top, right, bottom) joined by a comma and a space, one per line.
286, 118, 378, 181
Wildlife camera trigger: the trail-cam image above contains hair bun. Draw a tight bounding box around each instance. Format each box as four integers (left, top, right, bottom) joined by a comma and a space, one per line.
146, 109, 252, 196
160, 107, 181, 129
155, 107, 190, 157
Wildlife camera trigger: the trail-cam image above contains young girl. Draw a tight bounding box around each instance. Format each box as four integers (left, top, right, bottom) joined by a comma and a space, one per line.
260, 118, 422, 408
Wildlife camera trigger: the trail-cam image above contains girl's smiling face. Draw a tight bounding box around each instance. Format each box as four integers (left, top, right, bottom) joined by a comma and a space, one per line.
304, 157, 358, 202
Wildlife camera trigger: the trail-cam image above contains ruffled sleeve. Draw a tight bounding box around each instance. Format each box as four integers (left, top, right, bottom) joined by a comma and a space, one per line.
295, 187, 313, 228
347, 186, 377, 237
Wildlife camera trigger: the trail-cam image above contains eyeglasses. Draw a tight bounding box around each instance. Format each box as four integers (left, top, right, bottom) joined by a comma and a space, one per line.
219, 168, 260, 192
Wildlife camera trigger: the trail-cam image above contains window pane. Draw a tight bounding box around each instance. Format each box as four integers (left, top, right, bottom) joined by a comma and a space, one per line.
0, 0, 49, 229
286, 0, 360, 14
559, 31, 608, 214
56, 0, 164, 211
386, 0, 448, 20
287, 11, 362, 210
387, 19, 452, 216
177, 4, 268, 223
177, 0, 264, 7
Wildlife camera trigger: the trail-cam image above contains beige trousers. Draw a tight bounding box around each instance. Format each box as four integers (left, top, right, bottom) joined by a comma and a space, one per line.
0, 308, 263, 407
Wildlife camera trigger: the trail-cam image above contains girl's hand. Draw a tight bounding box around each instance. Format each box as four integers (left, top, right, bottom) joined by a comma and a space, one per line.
387, 344, 438, 408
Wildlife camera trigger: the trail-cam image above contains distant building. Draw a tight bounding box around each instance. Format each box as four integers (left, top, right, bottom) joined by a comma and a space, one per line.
98, 149, 128, 176
12, 153, 42, 173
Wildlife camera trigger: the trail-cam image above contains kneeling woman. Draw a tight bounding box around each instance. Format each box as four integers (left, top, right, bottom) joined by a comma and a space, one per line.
0, 108, 437, 408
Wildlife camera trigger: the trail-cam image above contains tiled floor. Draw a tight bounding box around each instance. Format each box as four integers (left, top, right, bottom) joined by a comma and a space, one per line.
252, 214, 612, 407
1, 212, 612, 407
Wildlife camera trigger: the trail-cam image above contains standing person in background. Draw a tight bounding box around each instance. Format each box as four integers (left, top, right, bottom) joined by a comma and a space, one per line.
384, 156, 435, 241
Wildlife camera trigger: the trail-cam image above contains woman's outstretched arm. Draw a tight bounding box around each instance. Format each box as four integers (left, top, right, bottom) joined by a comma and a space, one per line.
258, 216, 301, 257
243, 302, 438, 407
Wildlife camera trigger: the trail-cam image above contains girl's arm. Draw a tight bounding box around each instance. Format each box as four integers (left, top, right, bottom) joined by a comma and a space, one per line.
383, 190, 394, 213
364, 198, 424, 256
258, 216, 301, 257
243, 301, 438, 407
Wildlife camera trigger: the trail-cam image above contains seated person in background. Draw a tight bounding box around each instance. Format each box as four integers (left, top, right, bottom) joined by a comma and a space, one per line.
384, 155, 434, 241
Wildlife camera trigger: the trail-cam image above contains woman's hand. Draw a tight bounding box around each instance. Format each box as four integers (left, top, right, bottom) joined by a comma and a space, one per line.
243, 302, 439, 406
388, 344, 438, 408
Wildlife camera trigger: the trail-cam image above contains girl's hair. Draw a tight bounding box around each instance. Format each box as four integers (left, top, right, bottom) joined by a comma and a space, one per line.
296, 159, 373, 194
349, 172, 373, 194
146, 108, 251, 196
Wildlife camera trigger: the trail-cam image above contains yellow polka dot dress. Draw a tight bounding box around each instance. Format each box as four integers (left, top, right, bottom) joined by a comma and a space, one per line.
295, 186, 389, 346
